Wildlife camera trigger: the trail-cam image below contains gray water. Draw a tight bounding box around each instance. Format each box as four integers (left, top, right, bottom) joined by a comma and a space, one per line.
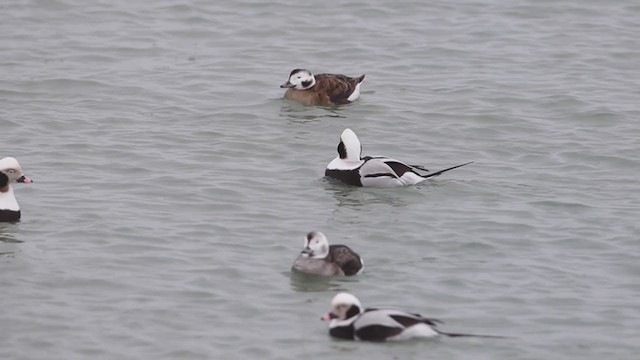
1, 0, 639, 359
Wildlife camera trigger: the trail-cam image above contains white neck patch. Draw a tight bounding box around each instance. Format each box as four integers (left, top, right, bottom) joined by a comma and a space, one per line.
340, 129, 361, 160
0, 186, 19, 211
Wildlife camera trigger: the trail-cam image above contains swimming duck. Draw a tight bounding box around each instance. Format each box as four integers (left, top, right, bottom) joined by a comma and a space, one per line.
291, 231, 363, 276
322, 293, 504, 342
281, 69, 365, 106
325, 128, 473, 187
0, 157, 33, 222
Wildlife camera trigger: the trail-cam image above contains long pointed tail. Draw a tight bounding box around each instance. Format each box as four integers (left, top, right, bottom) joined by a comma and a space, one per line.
438, 331, 511, 339
421, 161, 474, 179
410, 164, 430, 172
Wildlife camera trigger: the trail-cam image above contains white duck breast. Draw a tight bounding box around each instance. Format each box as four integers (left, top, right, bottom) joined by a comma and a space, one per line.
0, 185, 20, 212
325, 129, 473, 188
0, 187, 21, 222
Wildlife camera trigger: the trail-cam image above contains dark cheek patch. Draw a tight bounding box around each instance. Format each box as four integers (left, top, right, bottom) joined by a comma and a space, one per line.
0, 172, 8, 187
346, 305, 361, 319
338, 141, 347, 159
301, 80, 313, 88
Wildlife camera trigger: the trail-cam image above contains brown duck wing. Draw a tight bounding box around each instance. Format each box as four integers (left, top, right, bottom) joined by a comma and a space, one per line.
329, 244, 363, 276
315, 74, 365, 105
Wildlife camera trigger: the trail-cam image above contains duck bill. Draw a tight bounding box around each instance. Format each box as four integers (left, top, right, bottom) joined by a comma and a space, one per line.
321, 312, 338, 321
280, 81, 295, 88
17, 175, 32, 184
300, 247, 313, 256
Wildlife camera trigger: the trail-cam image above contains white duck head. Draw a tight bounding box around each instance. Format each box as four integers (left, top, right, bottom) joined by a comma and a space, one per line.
0, 157, 32, 184
300, 231, 330, 259
280, 69, 316, 90
322, 292, 364, 322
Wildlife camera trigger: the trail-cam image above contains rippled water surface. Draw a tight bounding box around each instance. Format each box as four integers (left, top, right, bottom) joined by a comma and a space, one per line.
2, 0, 639, 359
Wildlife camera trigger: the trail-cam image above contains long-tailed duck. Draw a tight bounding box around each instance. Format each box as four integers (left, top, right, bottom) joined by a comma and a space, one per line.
280, 69, 365, 106
322, 293, 504, 342
325, 128, 473, 187
0, 157, 33, 222
291, 231, 363, 276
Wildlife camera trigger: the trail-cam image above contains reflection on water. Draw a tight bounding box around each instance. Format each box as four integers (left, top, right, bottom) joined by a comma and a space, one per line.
0, 227, 22, 258
0, 227, 23, 244
288, 270, 360, 293
280, 102, 348, 123
322, 177, 436, 209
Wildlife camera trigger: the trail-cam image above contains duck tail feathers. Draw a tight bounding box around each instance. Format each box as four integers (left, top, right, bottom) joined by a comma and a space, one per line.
410, 164, 429, 172
421, 161, 474, 179
438, 330, 510, 339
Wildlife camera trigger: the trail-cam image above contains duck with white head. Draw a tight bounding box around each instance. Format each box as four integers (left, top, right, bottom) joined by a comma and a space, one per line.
291, 231, 363, 277
325, 128, 473, 187
321, 293, 508, 342
0, 157, 33, 222
280, 69, 365, 106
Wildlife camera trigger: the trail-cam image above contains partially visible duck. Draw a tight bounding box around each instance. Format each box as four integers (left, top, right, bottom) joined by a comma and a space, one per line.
0, 157, 33, 222
325, 128, 473, 187
291, 231, 363, 276
280, 69, 365, 106
322, 293, 505, 342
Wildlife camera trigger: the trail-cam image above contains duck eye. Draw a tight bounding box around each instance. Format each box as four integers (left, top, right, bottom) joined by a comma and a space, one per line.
8, 169, 15, 174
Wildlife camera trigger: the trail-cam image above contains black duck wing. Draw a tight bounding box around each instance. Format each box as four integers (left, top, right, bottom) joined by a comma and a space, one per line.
389, 313, 443, 327
384, 160, 422, 177
353, 309, 407, 341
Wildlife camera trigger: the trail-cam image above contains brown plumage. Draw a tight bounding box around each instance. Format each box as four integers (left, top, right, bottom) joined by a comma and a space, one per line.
281, 69, 365, 106
328, 244, 363, 276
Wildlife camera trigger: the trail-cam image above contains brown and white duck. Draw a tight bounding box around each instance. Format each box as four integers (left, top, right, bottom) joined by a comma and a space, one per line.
280, 69, 365, 106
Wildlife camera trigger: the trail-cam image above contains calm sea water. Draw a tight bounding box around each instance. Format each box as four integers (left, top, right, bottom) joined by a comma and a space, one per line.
1, 0, 639, 359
